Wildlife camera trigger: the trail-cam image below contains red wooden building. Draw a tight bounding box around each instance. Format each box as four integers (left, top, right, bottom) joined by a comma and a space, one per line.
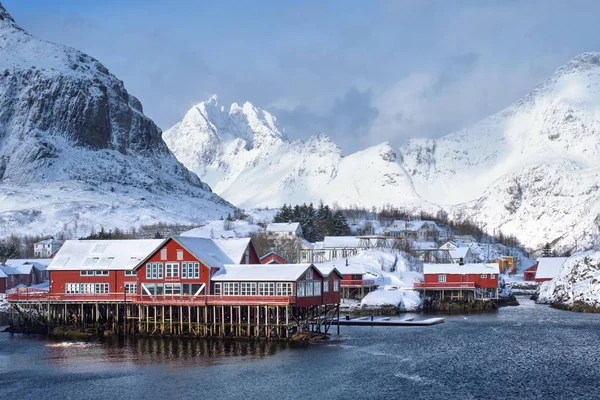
259, 251, 288, 265
523, 263, 538, 281
534, 257, 567, 283
415, 263, 500, 301
0, 260, 51, 290
0, 269, 6, 293
213, 238, 260, 264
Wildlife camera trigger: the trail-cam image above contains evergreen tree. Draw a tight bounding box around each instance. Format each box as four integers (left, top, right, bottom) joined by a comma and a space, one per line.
542, 242, 553, 257
153, 231, 163, 239
315, 202, 332, 241
330, 210, 351, 236
273, 204, 294, 222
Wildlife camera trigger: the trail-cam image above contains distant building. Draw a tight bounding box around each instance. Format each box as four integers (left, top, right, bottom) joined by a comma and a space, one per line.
415, 263, 500, 301
0, 259, 51, 290
34, 238, 64, 258
386, 220, 440, 241
260, 251, 288, 264
523, 263, 538, 281
266, 222, 303, 238
535, 257, 568, 283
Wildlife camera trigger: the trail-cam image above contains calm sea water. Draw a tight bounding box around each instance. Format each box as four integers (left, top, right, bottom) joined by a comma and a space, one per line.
1, 298, 600, 400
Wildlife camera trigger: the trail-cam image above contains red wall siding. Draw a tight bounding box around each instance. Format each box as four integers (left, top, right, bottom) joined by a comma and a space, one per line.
248, 243, 260, 264
0, 277, 6, 293
424, 273, 498, 289
295, 268, 325, 307
136, 238, 211, 294
322, 272, 342, 304
535, 277, 552, 283
50, 270, 125, 294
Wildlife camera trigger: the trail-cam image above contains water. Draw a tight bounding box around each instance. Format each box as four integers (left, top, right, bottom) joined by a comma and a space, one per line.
1, 298, 600, 399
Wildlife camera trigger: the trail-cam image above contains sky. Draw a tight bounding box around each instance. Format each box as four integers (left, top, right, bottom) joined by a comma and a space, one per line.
4, 0, 600, 154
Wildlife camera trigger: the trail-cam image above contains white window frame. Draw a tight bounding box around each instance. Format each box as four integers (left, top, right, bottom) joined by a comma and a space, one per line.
65, 283, 80, 294
297, 282, 305, 297
333, 280, 339, 292
213, 283, 222, 296
81, 283, 95, 294
164, 283, 181, 295
258, 282, 275, 296
490, 274, 496, 279
313, 281, 321, 296
95, 270, 109, 276
160, 248, 167, 260
306, 269, 313, 280
80, 270, 94, 276
124, 270, 136, 276
223, 282, 239, 296
95, 283, 109, 294
306, 281, 314, 297
481, 274, 488, 278
276, 282, 293, 296
323, 281, 329, 292
165, 262, 180, 278
182, 262, 200, 279
241, 282, 256, 296
124, 282, 137, 294
438, 274, 447, 283
176, 250, 184, 261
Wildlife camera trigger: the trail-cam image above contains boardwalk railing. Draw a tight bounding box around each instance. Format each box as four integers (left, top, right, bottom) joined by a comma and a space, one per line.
413, 282, 476, 289
7, 292, 297, 306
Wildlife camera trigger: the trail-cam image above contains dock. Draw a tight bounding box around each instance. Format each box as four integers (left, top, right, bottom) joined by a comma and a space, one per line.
332, 317, 445, 327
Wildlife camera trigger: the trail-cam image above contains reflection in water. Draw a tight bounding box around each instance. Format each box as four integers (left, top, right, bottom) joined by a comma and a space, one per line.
43, 336, 293, 368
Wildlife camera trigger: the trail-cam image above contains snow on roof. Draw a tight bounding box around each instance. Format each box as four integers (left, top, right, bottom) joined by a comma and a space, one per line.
1, 263, 36, 275
212, 264, 313, 281
424, 263, 499, 275
212, 238, 250, 264
1, 259, 52, 273
300, 238, 314, 249
0, 269, 7, 278
315, 258, 365, 275
35, 239, 63, 246
393, 220, 440, 231
48, 239, 163, 271
524, 264, 538, 272
323, 236, 361, 248
535, 257, 568, 280
313, 265, 343, 278
172, 236, 234, 268
448, 247, 470, 259
259, 251, 288, 261
266, 222, 301, 233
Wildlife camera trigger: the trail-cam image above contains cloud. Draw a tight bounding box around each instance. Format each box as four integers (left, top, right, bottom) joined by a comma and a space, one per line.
271, 87, 378, 154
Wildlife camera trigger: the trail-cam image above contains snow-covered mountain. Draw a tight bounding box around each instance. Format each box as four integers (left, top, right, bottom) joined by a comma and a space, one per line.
0, 3, 235, 236
401, 53, 600, 250
163, 96, 430, 210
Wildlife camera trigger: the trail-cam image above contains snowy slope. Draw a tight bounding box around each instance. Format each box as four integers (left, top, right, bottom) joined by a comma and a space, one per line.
0, 3, 235, 236
163, 96, 431, 211
401, 53, 600, 249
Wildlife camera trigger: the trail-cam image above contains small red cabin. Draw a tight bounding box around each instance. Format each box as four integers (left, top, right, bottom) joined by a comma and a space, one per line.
534, 257, 567, 283
260, 251, 288, 265
415, 263, 500, 299
523, 263, 538, 281
1, 260, 51, 290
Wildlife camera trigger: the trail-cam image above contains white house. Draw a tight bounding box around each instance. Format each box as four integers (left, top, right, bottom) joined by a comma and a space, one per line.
445, 246, 478, 264
266, 222, 303, 238
387, 220, 441, 240
34, 238, 64, 258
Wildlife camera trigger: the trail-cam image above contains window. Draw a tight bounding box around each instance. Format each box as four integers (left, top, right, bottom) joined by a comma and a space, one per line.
146, 263, 163, 279
125, 283, 137, 294
161, 248, 167, 260
65, 283, 80, 294
323, 281, 329, 292
305, 281, 314, 296
95, 283, 109, 294
297, 282, 305, 297
213, 283, 222, 296
164, 283, 181, 295
244, 247, 250, 264
95, 271, 109, 276
241, 282, 256, 296
306, 269, 313, 280
481, 274, 488, 278
80, 270, 93, 276
124, 270, 136, 276
166, 263, 180, 278
182, 262, 199, 279
490, 274, 496, 279
438, 275, 447, 283
176, 250, 184, 261
81, 283, 95, 294
333, 280, 340, 292
276, 282, 293, 296
223, 282, 239, 296
313, 281, 321, 296
258, 282, 275, 296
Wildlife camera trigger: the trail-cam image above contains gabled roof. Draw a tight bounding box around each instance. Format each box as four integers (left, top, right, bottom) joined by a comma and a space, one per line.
259, 251, 288, 262
424, 263, 499, 275
266, 222, 301, 233
213, 238, 251, 264
212, 263, 317, 281
323, 236, 361, 249
0, 269, 7, 278
315, 259, 365, 275
170, 236, 234, 268
313, 265, 344, 279
535, 257, 568, 280
448, 247, 471, 259
35, 239, 64, 246
48, 239, 164, 271
4, 258, 52, 271
524, 264, 538, 273
0, 261, 46, 275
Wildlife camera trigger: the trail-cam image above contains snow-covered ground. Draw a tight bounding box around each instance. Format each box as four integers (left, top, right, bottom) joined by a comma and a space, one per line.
360, 288, 422, 312
537, 251, 600, 308
181, 219, 264, 239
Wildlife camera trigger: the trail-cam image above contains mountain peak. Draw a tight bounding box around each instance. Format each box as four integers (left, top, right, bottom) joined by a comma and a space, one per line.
0, 2, 20, 31
554, 52, 600, 77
